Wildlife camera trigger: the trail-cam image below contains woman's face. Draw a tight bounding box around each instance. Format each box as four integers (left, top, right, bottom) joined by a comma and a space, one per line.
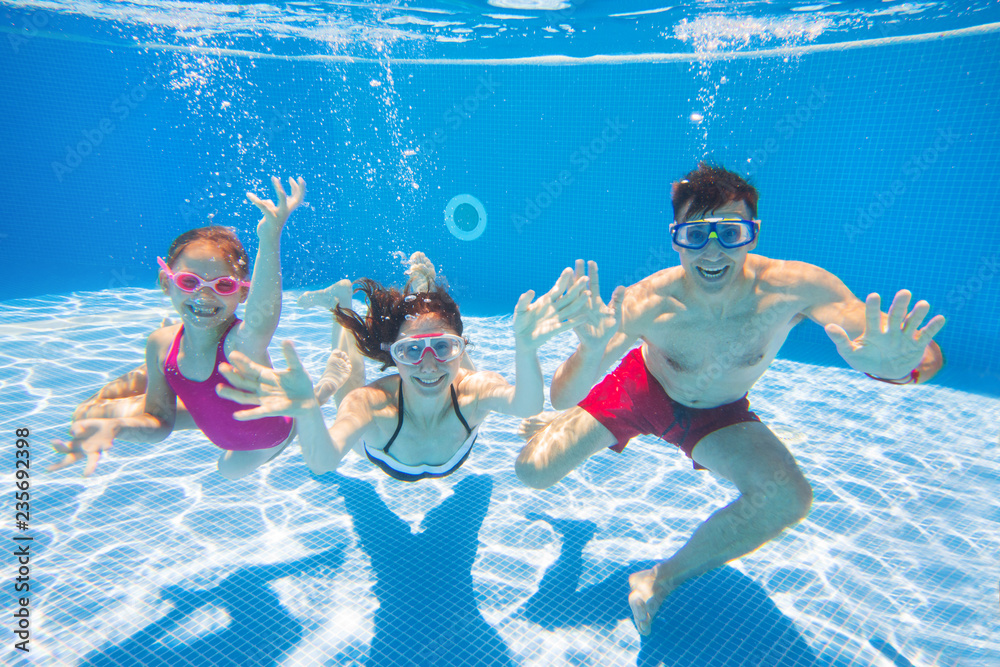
393, 314, 463, 396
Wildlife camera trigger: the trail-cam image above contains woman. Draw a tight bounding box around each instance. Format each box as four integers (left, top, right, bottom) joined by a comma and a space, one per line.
217, 262, 588, 479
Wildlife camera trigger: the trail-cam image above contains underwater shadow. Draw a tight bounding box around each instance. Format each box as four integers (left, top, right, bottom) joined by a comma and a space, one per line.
320, 472, 515, 667
520, 515, 824, 667
79, 546, 346, 667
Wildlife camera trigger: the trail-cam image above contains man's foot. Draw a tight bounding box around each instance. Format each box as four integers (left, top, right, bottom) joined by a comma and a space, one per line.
628, 566, 674, 636
518, 411, 561, 441
298, 279, 354, 310
526, 512, 597, 546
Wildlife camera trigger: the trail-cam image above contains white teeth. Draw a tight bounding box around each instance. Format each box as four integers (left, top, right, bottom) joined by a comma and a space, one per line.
415, 376, 444, 386
697, 266, 727, 279
188, 303, 220, 317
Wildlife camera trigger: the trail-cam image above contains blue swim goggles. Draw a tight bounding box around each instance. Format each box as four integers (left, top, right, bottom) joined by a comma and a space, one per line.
670, 218, 760, 250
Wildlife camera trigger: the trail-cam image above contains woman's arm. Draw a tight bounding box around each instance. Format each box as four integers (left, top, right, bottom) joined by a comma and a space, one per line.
217, 341, 372, 474
302, 389, 377, 474
473, 268, 590, 418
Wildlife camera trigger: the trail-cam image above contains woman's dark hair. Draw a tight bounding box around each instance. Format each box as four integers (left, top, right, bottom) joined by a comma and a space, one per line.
165, 226, 250, 279
671, 162, 759, 222
336, 278, 464, 370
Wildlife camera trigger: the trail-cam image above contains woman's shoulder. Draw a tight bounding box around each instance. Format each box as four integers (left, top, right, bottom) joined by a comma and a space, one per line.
350, 375, 400, 413
340, 376, 400, 449
454, 368, 506, 423
456, 367, 505, 393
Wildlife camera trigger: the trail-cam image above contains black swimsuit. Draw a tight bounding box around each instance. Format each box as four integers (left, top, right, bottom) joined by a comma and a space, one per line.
363, 382, 479, 482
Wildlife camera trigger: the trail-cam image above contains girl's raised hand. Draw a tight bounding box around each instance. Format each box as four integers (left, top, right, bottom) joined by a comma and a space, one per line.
247, 176, 306, 238
217, 341, 325, 420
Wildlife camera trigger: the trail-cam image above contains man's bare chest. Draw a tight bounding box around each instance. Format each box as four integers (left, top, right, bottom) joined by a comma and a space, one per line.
644, 301, 800, 373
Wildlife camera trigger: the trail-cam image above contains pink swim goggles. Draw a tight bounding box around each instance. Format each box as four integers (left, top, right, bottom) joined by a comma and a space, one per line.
157, 257, 250, 296
382, 333, 466, 365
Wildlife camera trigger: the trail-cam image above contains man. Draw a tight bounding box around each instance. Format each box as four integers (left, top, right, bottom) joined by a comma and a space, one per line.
515, 163, 945, 635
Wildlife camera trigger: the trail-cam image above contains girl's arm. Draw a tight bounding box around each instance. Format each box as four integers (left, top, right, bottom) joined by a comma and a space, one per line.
103, 328, 179, 441
50, 329, 178, 476
471, 269, 590, 419
240, 176, 306, 351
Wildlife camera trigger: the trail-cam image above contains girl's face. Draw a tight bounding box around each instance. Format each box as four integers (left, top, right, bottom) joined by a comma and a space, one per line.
393, 315, 463, 396
161, 241, 248, 329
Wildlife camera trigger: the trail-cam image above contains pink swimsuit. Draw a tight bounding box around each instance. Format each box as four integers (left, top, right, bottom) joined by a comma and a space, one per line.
163, 319, 293, 451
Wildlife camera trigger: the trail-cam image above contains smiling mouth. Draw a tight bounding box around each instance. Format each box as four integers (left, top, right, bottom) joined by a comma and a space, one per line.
187, 303, 222, 318
414, 375, 446, 387
696, 266, 729, 280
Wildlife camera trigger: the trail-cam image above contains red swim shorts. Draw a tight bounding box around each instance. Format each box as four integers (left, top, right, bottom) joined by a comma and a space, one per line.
578, 347, 760, 469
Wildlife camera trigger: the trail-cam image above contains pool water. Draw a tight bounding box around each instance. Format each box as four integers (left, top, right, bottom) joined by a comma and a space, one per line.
2, 1, 1000, 666
2, 290, 997, 665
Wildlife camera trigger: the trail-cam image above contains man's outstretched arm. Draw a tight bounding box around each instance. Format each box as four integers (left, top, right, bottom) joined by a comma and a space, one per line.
800, 264, 946, 383
550, 261, 629, 409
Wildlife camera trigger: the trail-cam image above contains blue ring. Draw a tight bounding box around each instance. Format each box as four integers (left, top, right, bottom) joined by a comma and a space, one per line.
444, 194, 487, 241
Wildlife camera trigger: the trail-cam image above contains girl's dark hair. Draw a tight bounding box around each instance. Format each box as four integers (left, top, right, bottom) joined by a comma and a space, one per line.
336, 278, 464, 370
671, 162, 759, 222
165, 226, 250, 279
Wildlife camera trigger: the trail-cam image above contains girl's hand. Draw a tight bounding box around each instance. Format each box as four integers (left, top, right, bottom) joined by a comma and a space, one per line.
49, 419, 118, 477
217, 341, 320, 419
247, 176, 306, 239
513, 267, 589, 351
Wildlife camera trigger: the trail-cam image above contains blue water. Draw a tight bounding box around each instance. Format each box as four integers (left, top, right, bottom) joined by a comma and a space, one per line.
2, 2, 1000, 666
2, 290, 998, 665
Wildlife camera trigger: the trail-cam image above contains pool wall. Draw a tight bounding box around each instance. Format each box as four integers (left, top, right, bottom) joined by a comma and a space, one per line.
1, 27, 998, 390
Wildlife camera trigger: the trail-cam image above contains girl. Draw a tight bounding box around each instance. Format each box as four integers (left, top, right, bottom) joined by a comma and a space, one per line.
51, 176, 344, 479
217, 263, 589, 480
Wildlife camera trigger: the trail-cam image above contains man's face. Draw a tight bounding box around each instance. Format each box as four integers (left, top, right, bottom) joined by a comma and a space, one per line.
673, 200, 758, 294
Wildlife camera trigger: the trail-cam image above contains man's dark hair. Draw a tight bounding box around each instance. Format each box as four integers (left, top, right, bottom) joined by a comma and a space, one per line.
671, 163, 759, 222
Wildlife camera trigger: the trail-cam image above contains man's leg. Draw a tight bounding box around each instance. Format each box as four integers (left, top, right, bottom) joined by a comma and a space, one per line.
628, 421, 813, 635
515, 407, 617, 489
